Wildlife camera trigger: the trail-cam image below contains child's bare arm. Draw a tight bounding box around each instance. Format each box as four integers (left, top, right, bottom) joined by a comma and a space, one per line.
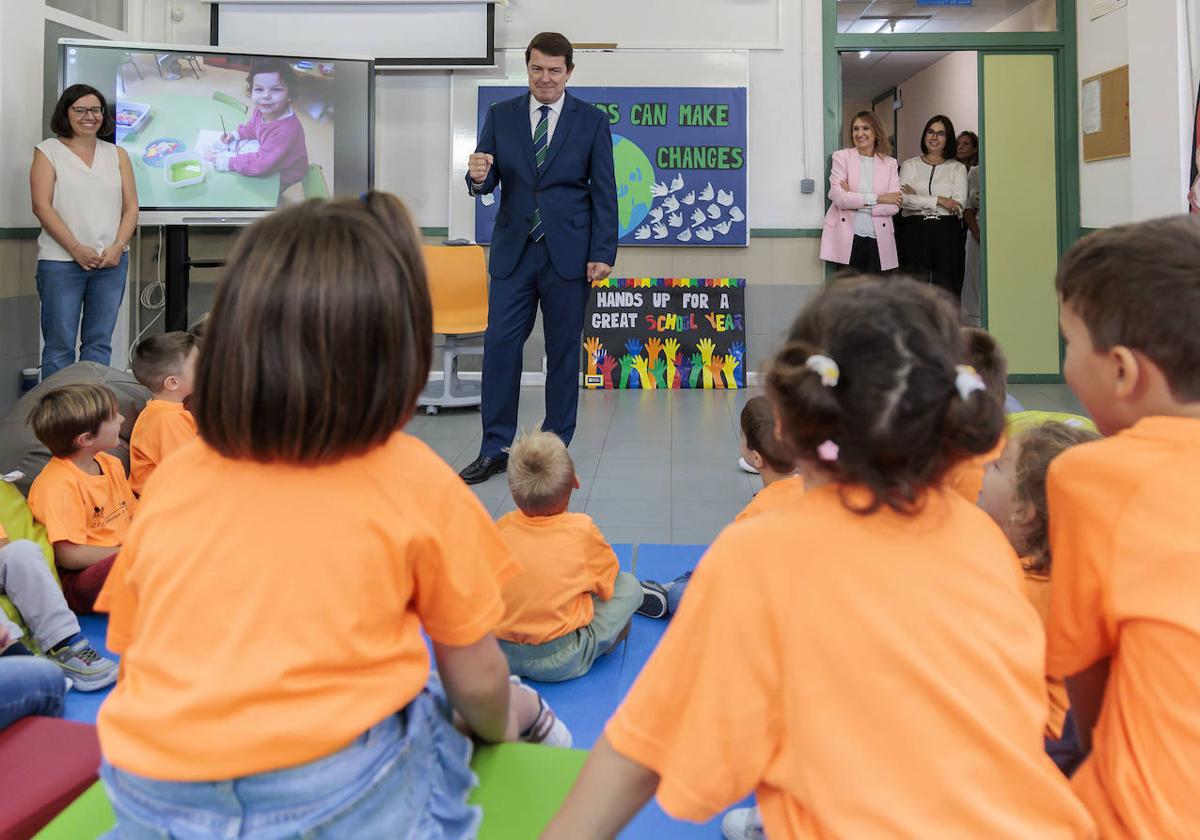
541, 735, 659, 839
1066, 657, 1111, 753
54, 541, 117, 570
433, 633, 512, 744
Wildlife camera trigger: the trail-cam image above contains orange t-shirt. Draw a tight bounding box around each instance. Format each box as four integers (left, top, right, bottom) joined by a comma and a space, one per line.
27, 452, 137, 548
734, 475, 805, 522
605, 485, 1095, 838
1046, 415, 1200, 838
1019, 563, 1069, 740
95, 432, 518, 782
946, 436, 1006, 504
129, 399, 198, 495
494, 510, 617, 646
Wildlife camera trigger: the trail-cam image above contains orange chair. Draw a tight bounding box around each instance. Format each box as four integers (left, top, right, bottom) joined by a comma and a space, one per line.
418, 245, 489, 415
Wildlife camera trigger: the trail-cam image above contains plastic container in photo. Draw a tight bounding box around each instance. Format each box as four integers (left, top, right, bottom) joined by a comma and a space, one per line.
162, 152, 205, 188
114, 101, 150, 141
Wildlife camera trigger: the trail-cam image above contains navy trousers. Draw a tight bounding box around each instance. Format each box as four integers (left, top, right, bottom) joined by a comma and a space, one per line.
480, 239, 588, 458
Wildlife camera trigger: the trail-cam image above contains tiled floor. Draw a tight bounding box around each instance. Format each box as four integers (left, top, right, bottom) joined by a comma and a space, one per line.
408, 382, 1087, 545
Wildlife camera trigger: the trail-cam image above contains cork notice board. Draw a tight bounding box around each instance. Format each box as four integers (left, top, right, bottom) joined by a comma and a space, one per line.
1082, 65, 1130, 162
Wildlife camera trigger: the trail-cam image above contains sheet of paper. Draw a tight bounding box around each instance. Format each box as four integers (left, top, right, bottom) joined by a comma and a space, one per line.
1082, 79, 1102, 135
195, 130, 260, 167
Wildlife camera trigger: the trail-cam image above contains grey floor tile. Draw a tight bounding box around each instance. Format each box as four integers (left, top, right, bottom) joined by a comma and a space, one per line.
605, 420, 673, 443
602, 434, 674, 457
584, 498, 670, 530
671, 498, 745, 532
492, 496, 518, 518
424, 438, 474, 465
417, 413, 485, 440
671, 435, 739, 461
469, 475, 511, 502
593, 456, 671, 481
598, 527, 672, 546
589, 471, 671, 501
671, 472, 755, 503
672, 456, 749, 481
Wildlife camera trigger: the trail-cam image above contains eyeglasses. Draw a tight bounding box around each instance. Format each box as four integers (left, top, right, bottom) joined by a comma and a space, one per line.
70, 106, 104, 117
925, 129, 947, 138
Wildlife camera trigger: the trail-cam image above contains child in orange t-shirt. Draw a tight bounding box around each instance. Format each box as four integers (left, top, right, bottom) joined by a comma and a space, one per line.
1045, 216, 1200, 837
643, 395, 804, 617
26, 383, 136, 614
543, 277, 1095, 840
93, 193, 568, 839
946, 326, 1008, 504
129, 331, 199, 495
494, 429, 645, 682
978, 420, 1099, 775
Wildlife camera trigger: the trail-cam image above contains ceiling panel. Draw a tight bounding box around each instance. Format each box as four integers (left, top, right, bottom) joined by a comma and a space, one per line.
836, 0, 1054, 34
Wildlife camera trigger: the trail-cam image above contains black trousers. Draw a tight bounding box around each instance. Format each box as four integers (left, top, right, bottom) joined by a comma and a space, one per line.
848, 235, 882, 273
898, 215, 965, 297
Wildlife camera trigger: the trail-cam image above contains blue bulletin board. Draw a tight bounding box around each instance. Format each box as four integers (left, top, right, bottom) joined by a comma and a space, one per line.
474, 86, 748, 247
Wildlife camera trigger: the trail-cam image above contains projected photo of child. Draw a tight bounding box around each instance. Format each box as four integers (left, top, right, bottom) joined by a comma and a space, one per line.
205, 59, 309, 194
114, 50, 334, 209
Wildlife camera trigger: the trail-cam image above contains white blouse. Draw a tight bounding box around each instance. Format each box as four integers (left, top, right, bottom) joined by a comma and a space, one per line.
854, 154, 877, 239
899, 156, 968, 219
35, 138, 123, 262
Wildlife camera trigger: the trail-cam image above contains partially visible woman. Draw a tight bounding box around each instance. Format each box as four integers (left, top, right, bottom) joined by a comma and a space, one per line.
30, 84, 139, 380
961, 163, 983, 326
898, 114, 969, 297
956, 131, 979, 169
820, 111, 903, 273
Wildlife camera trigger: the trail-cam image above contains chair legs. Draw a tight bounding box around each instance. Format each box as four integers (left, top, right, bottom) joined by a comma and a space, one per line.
418, 334, 484, 413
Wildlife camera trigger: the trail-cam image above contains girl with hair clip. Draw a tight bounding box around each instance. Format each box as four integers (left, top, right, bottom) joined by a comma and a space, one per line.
544, 277, 1096, 840
93, 192, 568, 838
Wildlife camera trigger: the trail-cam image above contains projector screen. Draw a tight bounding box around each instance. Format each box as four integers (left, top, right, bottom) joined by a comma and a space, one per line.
60, 39, 373, 225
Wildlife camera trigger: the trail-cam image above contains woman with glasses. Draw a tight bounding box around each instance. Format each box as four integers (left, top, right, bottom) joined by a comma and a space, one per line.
30, 84, 139, 380
898, 114, 968, 298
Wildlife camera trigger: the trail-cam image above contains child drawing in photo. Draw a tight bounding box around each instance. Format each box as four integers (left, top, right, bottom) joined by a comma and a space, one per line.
206, 58, 309, 193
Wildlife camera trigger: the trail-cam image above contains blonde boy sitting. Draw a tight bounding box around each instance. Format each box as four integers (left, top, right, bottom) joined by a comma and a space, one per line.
494, 430, 646, 682
129, 332, 199, 495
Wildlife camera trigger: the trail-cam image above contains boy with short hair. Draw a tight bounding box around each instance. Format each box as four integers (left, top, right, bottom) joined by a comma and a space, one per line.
129, 332, 199, 494
1046, 215, 1200, 835
645, 396, 804, 617
494, 429, 647, 682
0, 528, 116, 690
26, 383, 136, 613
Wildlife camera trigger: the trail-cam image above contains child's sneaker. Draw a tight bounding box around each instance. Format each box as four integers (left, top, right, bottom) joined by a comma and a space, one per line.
737, 456, 759, 475
637, 581, 669, 618
721, 806, 764, 840
511, 677, 572, 748
47, 637, 117, 692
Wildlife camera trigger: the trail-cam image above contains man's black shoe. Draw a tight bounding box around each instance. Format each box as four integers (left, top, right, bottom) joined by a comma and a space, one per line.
459, 455, 507, 485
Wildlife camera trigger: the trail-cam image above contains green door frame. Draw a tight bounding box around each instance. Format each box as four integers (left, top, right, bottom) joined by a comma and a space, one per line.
822, 0, 1079, 382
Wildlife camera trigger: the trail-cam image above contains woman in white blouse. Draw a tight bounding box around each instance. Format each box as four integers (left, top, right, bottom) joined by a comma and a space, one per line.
898, 114, 968, 297
30, 84, 139, 380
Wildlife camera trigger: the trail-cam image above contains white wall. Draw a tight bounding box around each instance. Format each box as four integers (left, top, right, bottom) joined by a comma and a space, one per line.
894, 51, 978, 163
1076, 1, 1131, 227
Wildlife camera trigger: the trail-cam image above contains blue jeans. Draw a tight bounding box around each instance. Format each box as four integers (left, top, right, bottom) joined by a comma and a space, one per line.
36, 255, 129, 380
100, 675, 481, 839
0, 655, 66, 731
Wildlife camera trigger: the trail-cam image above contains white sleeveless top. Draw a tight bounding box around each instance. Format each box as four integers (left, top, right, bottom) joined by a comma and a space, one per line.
35, 138, 123, 262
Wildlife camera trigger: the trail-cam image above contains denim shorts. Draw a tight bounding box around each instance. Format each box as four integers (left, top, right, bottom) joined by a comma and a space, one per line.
100, 674, 480, 839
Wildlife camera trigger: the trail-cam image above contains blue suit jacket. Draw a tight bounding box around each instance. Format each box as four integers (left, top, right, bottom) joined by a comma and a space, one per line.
468, 91, 618, 280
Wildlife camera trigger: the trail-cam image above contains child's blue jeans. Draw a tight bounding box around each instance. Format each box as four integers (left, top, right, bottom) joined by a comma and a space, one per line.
100, 674, 480, 839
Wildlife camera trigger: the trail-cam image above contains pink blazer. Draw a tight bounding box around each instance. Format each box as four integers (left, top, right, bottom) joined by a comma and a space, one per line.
819, 148, 901, 270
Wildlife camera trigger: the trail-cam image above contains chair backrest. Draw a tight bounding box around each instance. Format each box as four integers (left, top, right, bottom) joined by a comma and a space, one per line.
211, 90, 248, 115
422, 245, 489, 335
301, 163, 329, 199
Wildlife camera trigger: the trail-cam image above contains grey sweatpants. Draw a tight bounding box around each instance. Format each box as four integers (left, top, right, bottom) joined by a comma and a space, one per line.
0, 540, 79, 652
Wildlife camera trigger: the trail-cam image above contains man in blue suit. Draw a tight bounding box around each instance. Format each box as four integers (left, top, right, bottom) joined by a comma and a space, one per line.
460, 32, 618, 484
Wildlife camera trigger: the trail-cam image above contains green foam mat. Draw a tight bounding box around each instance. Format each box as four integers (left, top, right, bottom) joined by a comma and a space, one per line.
34, 781, 113, 840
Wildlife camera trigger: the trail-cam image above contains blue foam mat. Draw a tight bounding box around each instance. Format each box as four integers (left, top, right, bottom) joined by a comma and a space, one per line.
56, 545, 744, 838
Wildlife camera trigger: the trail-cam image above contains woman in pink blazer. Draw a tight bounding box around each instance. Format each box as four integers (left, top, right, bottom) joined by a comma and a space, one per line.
820, 111, 903, 272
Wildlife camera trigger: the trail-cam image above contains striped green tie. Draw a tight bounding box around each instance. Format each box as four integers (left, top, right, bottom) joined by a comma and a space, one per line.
530, 104, 550, 241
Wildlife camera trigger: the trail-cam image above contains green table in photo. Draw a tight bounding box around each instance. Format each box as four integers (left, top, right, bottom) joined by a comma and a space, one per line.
119, 93, 279, 208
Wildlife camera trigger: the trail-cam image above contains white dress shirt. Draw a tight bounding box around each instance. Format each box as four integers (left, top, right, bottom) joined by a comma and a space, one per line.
899, 157, 968, 218
854, 154, 877, 238
529, 93, 565, 145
